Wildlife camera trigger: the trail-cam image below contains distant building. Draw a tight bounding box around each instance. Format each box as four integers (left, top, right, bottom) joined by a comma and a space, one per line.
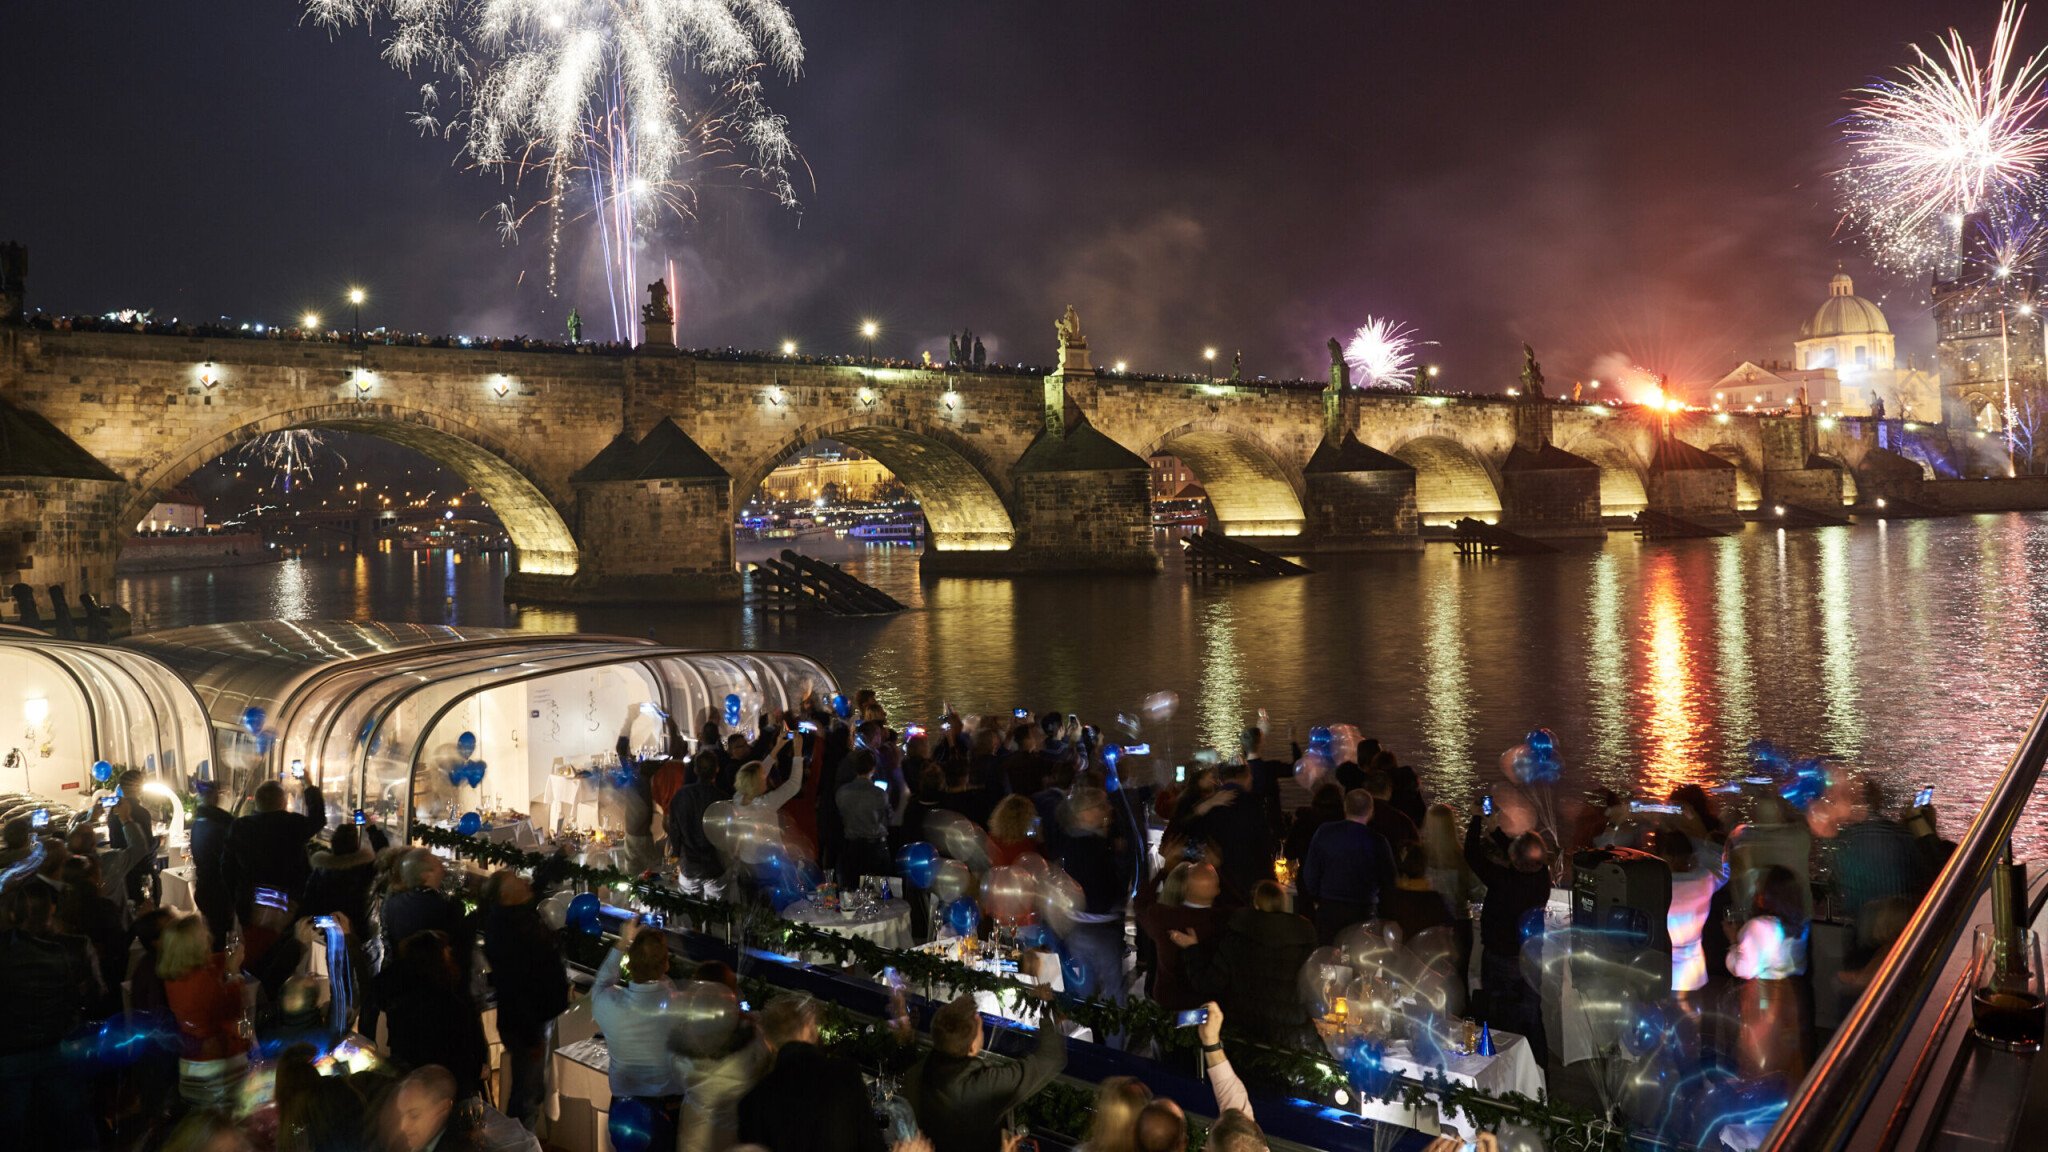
759, 447, 896, 504
1932, 219, 2046, 430
1705, 273, 1942, 420
1149, 454, 1196, 501
134, 487, 206, 534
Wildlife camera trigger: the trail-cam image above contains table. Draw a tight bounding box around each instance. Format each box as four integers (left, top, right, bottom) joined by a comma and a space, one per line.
552, 1036, 613, 1152
783, 896, 915, 952
1356, 1028, 1546, 1140
160, 864, 195, 914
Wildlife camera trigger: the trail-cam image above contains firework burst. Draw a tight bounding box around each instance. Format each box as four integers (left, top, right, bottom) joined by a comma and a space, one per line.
237, 430, 340, 493
1839, 1, 2048, 272
306, 0, 804, 342
1344, 317, 1424, 389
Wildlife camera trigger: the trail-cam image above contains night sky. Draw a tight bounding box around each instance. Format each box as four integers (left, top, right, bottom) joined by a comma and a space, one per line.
0, 1, 1998, 391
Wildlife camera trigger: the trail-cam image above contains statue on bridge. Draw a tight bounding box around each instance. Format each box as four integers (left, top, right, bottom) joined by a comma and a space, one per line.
642, 278, 674, 325
1519, 342, 1547, 400
1054, 304, 1091, 375
567, 308, 583, 344
1327, 337, 1351, 390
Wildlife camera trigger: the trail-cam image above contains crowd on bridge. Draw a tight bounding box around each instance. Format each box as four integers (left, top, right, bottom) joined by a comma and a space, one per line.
0, 685, 1956, 1152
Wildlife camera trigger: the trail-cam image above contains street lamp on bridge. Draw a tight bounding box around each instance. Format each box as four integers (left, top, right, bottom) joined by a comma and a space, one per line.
860, 320, 879, 363
348, 287, 366, 344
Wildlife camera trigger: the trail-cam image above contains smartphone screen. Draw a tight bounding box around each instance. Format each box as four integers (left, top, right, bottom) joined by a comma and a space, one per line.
1630, 801, 1684, 815
31, 808, 48, 829
1175, 1008, 1209, 1027
256, 887, 289, 910
1175, 764, 1187, 783
873, 778, 889, 791
799, 721, 818, 734
99, 796, 117, 808
1481, 795, 1494, 816
1014, 709, 1029, 720
290, 760, 305, 779
1915, 785, 1934, 808
353, 809, 367, 825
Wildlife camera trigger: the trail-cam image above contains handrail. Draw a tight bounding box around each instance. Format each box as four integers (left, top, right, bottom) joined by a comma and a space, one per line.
1763, 692, 2048, 1152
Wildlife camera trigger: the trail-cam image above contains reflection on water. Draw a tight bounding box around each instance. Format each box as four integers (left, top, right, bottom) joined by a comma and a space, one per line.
118, 516, 2048, 852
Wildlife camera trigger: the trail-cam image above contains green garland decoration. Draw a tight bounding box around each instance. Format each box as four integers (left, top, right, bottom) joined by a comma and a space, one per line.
419, 824, 1622, 1150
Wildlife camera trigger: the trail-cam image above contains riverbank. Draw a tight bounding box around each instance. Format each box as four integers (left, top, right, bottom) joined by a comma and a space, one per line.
116, 532, 274, 573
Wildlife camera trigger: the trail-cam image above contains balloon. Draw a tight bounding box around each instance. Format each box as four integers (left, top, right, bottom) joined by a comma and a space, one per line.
1016, 923, 1056, 950
896, 842, 938, 888
91, 760, 113, 784
1012, 852, 1049, 883
673, 980, 740, 1056
1058, 945, 1091, 991
945, 897, 981, 937
457, 812, 482, 836
1142, 691, 1179, 722
724, 693, 742, 725
978, 865, 1039, 925
1037, 871, 1083, 937
702, 800, 738, 854
832, 693, 852, 719
924, 810, 991, 870
1338, 919, 1404, 970
1407, 925, 1459, 968
930, 859, 974, 905
1341, 1037, 1394, 1099
456, 731, 478, 756
1622, 999, 1670, 1058
242, 706, 266, 735
539, 890, 575, 930
1516, 728, 1563, 783
609, 1097, 658, 1152
1297, 945, 1354, 1017
255, 729, 276, 755
566, 893, 604, 936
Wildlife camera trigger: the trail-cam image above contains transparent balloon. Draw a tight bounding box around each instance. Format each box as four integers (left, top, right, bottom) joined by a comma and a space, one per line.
672, 980, 740, 1056
925, 810, 992, 871
1297, 945, 1354, 1019
1142, 690, 1179, 722
930, 858, 974, 906
978, 864, 1039, 925
1037, 870, 1083, 938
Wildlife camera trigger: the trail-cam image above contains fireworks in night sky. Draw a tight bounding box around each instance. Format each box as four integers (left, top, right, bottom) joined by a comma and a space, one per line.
305, 0, 805, 343
1344, 316, 1423, 389
235, 429, 339, 493
1838, 0, 2048, 273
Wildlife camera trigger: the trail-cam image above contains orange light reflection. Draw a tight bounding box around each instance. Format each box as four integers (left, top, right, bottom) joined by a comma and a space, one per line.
1639, 555, 1707, 797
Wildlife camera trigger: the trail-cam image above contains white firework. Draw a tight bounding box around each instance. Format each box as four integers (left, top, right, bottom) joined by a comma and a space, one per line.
237, 429, 339, 493
1344, 317, 1422, 389
305, 0, 805, 341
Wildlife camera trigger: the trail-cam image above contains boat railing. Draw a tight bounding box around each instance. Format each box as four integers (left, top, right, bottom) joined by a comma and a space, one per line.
1762, 693, 2048, 1151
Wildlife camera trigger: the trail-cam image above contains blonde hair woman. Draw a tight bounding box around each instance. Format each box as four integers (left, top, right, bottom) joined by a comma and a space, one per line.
1421, 802, 1481, 916
1082, 1076, 1153, 1152
987, 794, 1042, 867
733, 757, 803, 811
158, 912, 250, 1106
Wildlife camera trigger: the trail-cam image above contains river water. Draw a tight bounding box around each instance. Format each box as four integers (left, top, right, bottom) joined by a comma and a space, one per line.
117, 517, 2048, 850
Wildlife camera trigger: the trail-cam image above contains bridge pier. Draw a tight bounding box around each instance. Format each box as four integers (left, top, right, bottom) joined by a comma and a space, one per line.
1301, 434, 1422, 550
936, 418, 1157, 575
1644, 438, 1743, 531
1760, 408, 1845, 511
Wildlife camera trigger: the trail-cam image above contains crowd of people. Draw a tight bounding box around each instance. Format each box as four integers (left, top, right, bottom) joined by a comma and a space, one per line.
0, 693, 1956, 1152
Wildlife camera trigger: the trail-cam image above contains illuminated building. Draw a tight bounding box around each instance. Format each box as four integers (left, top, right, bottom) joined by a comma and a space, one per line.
1705, 273, 1942, 420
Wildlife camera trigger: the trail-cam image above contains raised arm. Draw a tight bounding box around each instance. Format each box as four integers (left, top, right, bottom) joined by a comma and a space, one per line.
1196, 1003, 1254, 1121
760, 755, 804, 811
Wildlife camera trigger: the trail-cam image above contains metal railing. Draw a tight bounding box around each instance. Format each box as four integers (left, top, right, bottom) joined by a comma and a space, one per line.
1762, 693, 2048, 1151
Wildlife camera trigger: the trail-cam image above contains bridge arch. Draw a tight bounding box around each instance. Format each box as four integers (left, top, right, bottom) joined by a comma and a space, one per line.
1386, 435, 1502, 525
1141, 422, 1306, 537
1705, 444, 1763, 511
126, 401, 581, 577
1816, 454, 1861, 505
1558, 434, 1649, 517
738, 416, 1016, 551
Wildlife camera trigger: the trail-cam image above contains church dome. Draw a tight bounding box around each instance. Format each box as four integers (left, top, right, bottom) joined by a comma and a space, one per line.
1801, 273, 1890, 339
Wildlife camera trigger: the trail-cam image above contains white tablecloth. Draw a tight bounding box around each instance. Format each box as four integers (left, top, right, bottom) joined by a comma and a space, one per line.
783, 897, 914, 952
547, 774, 600, 832
1357, 1028, 1546, 1139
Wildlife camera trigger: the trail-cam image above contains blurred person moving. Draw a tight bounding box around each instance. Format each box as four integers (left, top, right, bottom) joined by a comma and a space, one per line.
1464, 808, 1553, 1064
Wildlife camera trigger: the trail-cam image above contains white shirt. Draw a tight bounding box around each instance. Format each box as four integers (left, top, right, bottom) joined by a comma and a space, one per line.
1667, 862, 1727, 993
1727, 915, 1807, 981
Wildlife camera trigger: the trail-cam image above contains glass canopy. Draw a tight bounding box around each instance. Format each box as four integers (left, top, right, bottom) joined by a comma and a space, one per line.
0, 630, 217, 821
122, 621, 836, 834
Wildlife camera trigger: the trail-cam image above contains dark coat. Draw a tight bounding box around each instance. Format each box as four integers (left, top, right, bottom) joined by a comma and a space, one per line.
907, 1020, 1067, 1152
664, 779, 726, 879
481, 902, 568, 1041
380, 888, 473, 978
221, 807, 323, 914
1185, 907, 1320, 1046
187, 804, 233, 913
301, 851, 377, 933
736, 1041, 885, 1152
1188, 783, 1278, 901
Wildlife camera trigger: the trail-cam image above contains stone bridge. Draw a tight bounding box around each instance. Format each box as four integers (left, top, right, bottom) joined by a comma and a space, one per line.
0, 324, 1995, 610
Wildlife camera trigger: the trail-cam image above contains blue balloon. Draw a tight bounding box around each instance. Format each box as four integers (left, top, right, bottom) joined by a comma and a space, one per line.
1623, 1000, 1669, 1058
91, 760, 113, 784
468, 760, 488, 787
724, 693, 742, 725
242, 706, 267, 735
456, 731, 478, 756
457, 812, 482, 836
567, 892, 604, 936
896, 842, 938, 888
1102, 744, 1121, 770
1342, 1038, 1395, 1098
1016, 924, 1055, 950
1058, 946, 1089, 991
254, 730, 276, 755
946, 897, 980, 937
608, 1097, 658, 1152
832, 693, 851, 719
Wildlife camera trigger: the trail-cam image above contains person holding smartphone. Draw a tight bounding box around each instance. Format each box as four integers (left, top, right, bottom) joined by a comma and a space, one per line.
906, 992, 1067, 1152
834, 748, 894, 888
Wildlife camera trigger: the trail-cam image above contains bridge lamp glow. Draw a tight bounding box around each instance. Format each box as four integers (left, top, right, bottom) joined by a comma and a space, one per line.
347, 287, 365, 306
1114, 360, 1128, 374
781, 340, 797, 356
302, 312, 322, 330
198, 361, 217, 389
490, 375, 511, 398
857, 386, 875, 406
1819, 416, 1836, 430
1202, 347, 1217, 362
942, 390, 959, 411
766, 386, 785, 406
1774, 505, 1786, 517
352, 368, 374, 394
860, 320, 879, 339
1715, 412, 1731, 424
